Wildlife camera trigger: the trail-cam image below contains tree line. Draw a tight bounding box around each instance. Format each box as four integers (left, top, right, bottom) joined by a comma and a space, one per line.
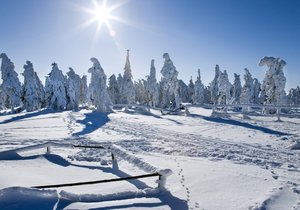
0, 51, 299, 114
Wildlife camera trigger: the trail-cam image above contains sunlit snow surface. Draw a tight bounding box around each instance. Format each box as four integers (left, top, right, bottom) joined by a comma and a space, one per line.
0, 107, 300, 210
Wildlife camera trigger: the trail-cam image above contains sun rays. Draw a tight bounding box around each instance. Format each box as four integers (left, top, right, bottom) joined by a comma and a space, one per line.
76, 0, 130, 49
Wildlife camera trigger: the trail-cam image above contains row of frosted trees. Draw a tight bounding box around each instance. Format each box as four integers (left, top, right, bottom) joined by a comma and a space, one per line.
0, 52, 299, 113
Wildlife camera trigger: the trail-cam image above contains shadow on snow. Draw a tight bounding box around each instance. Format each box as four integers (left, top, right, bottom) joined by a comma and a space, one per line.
0, 109, 57, 124
190, 114, 290, 136
72, 112, 110, 136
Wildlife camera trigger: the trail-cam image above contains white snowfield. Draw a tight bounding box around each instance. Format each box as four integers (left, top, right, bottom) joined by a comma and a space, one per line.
0, 106, 300, 210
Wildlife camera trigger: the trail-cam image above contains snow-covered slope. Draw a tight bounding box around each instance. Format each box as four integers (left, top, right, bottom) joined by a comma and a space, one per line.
0, 107, 299, 209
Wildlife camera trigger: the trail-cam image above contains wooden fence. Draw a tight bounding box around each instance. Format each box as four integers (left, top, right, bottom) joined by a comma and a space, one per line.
0, 142, 166, 191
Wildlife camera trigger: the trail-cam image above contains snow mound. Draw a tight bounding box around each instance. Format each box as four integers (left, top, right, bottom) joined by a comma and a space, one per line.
289, 142, 300, 150
59, 188, 159, 203
251, 186, 300, 210
0, 187, 58, 210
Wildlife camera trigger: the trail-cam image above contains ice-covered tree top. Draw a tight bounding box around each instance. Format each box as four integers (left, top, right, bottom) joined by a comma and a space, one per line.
23, 61, 34, 74
234, 73, 240, 79
22, 61, 35, 79
161, 53, 178, 79
48, 62, 65, 80
149, 59, 156, 82
151, 59, 155, 68
0, 53, 17, 80
124, 49, 133, 80
88, 57, 107, 82
67, 67, 76, 78
259, 56, 286, 70
215, 65, 220, 74
244, 68, 253, 85
196, 69, 201, 81
89, 57, 103, 73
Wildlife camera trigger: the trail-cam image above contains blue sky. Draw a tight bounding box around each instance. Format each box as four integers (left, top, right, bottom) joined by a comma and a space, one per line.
0, 0, 299, 90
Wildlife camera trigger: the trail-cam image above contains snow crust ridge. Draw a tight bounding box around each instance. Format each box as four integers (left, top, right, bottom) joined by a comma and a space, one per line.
59, 188, 159, 203
111, 144, 173, 177
111, 144, 159, 173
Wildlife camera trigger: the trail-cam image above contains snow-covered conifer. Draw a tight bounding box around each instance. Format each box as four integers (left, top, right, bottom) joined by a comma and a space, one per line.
88, 57, 112, 112
0, 53, 22, 112
288, 86, 300, 105
120, 50, 135, 104
259, 57, 287, 105
178, 80, 190, 103
160, 53, 181, 109
193, 69, 205, 104
107, 74, 120, 104
204, 86, 212, 104
217, 70, 232, 104
209, 65, 221, 104
117, 73, 123, 88
231, 73, 242, 104
22, 61, 45, 111
79, 75, 88, 106
35, 72, 46, 108
0, 87, 8, 110
240, 68, 254, 104
135, 79, 148, 105
44, 63, 67, 110
252, 78, 261, 104
188, 77, 194, 103
146, 59, 159, 107
65, 68, 81, 110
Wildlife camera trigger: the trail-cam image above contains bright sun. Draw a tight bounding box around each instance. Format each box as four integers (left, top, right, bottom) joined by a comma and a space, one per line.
79, 0, 127, 39
93, 2, 111, 26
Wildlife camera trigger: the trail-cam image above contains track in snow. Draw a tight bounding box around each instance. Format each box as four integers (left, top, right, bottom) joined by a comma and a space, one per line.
101, 116, 300, 171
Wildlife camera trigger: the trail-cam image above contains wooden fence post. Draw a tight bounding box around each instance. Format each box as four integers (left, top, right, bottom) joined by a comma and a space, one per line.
277, 108, 281, 121
111, 152, 119, 169
46, 146, 51, 154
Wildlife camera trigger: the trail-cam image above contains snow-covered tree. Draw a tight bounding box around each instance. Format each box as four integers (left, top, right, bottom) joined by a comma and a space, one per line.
160, 53, 181, 109
178, 80, 190, 103
65, 68, 81, 110
188, 77, 194, 103
193, 69, 205, 104
22, 61, 45, 112
117, 73, 123, 88
217, 70, 232, 104
231, 73, 242, 104
0, 53, 22, 112
45, 63, 67, 110
209, 65, 221, 104
120, 50, 135, 104
0, 87, 8, 110
135, 79, 148, 105
79, 75, 88, 106
88, 57, 112, 112
288, 86, 300, 105
204, 86, 212, 104
252, 78, 261, 104
107, 74, 120, 104
240, 68, 254, 104
146, 59, 159, 107
35, 72, 46, 108
259, 57, 287, 105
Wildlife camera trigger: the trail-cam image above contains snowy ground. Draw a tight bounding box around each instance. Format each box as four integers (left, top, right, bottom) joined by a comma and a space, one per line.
0, 107, 300, 209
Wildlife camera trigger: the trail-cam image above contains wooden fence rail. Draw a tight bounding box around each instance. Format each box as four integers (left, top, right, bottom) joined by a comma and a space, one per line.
32, 172, 161, 189
0, 142, 168, 191
73, 145, 106, 149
